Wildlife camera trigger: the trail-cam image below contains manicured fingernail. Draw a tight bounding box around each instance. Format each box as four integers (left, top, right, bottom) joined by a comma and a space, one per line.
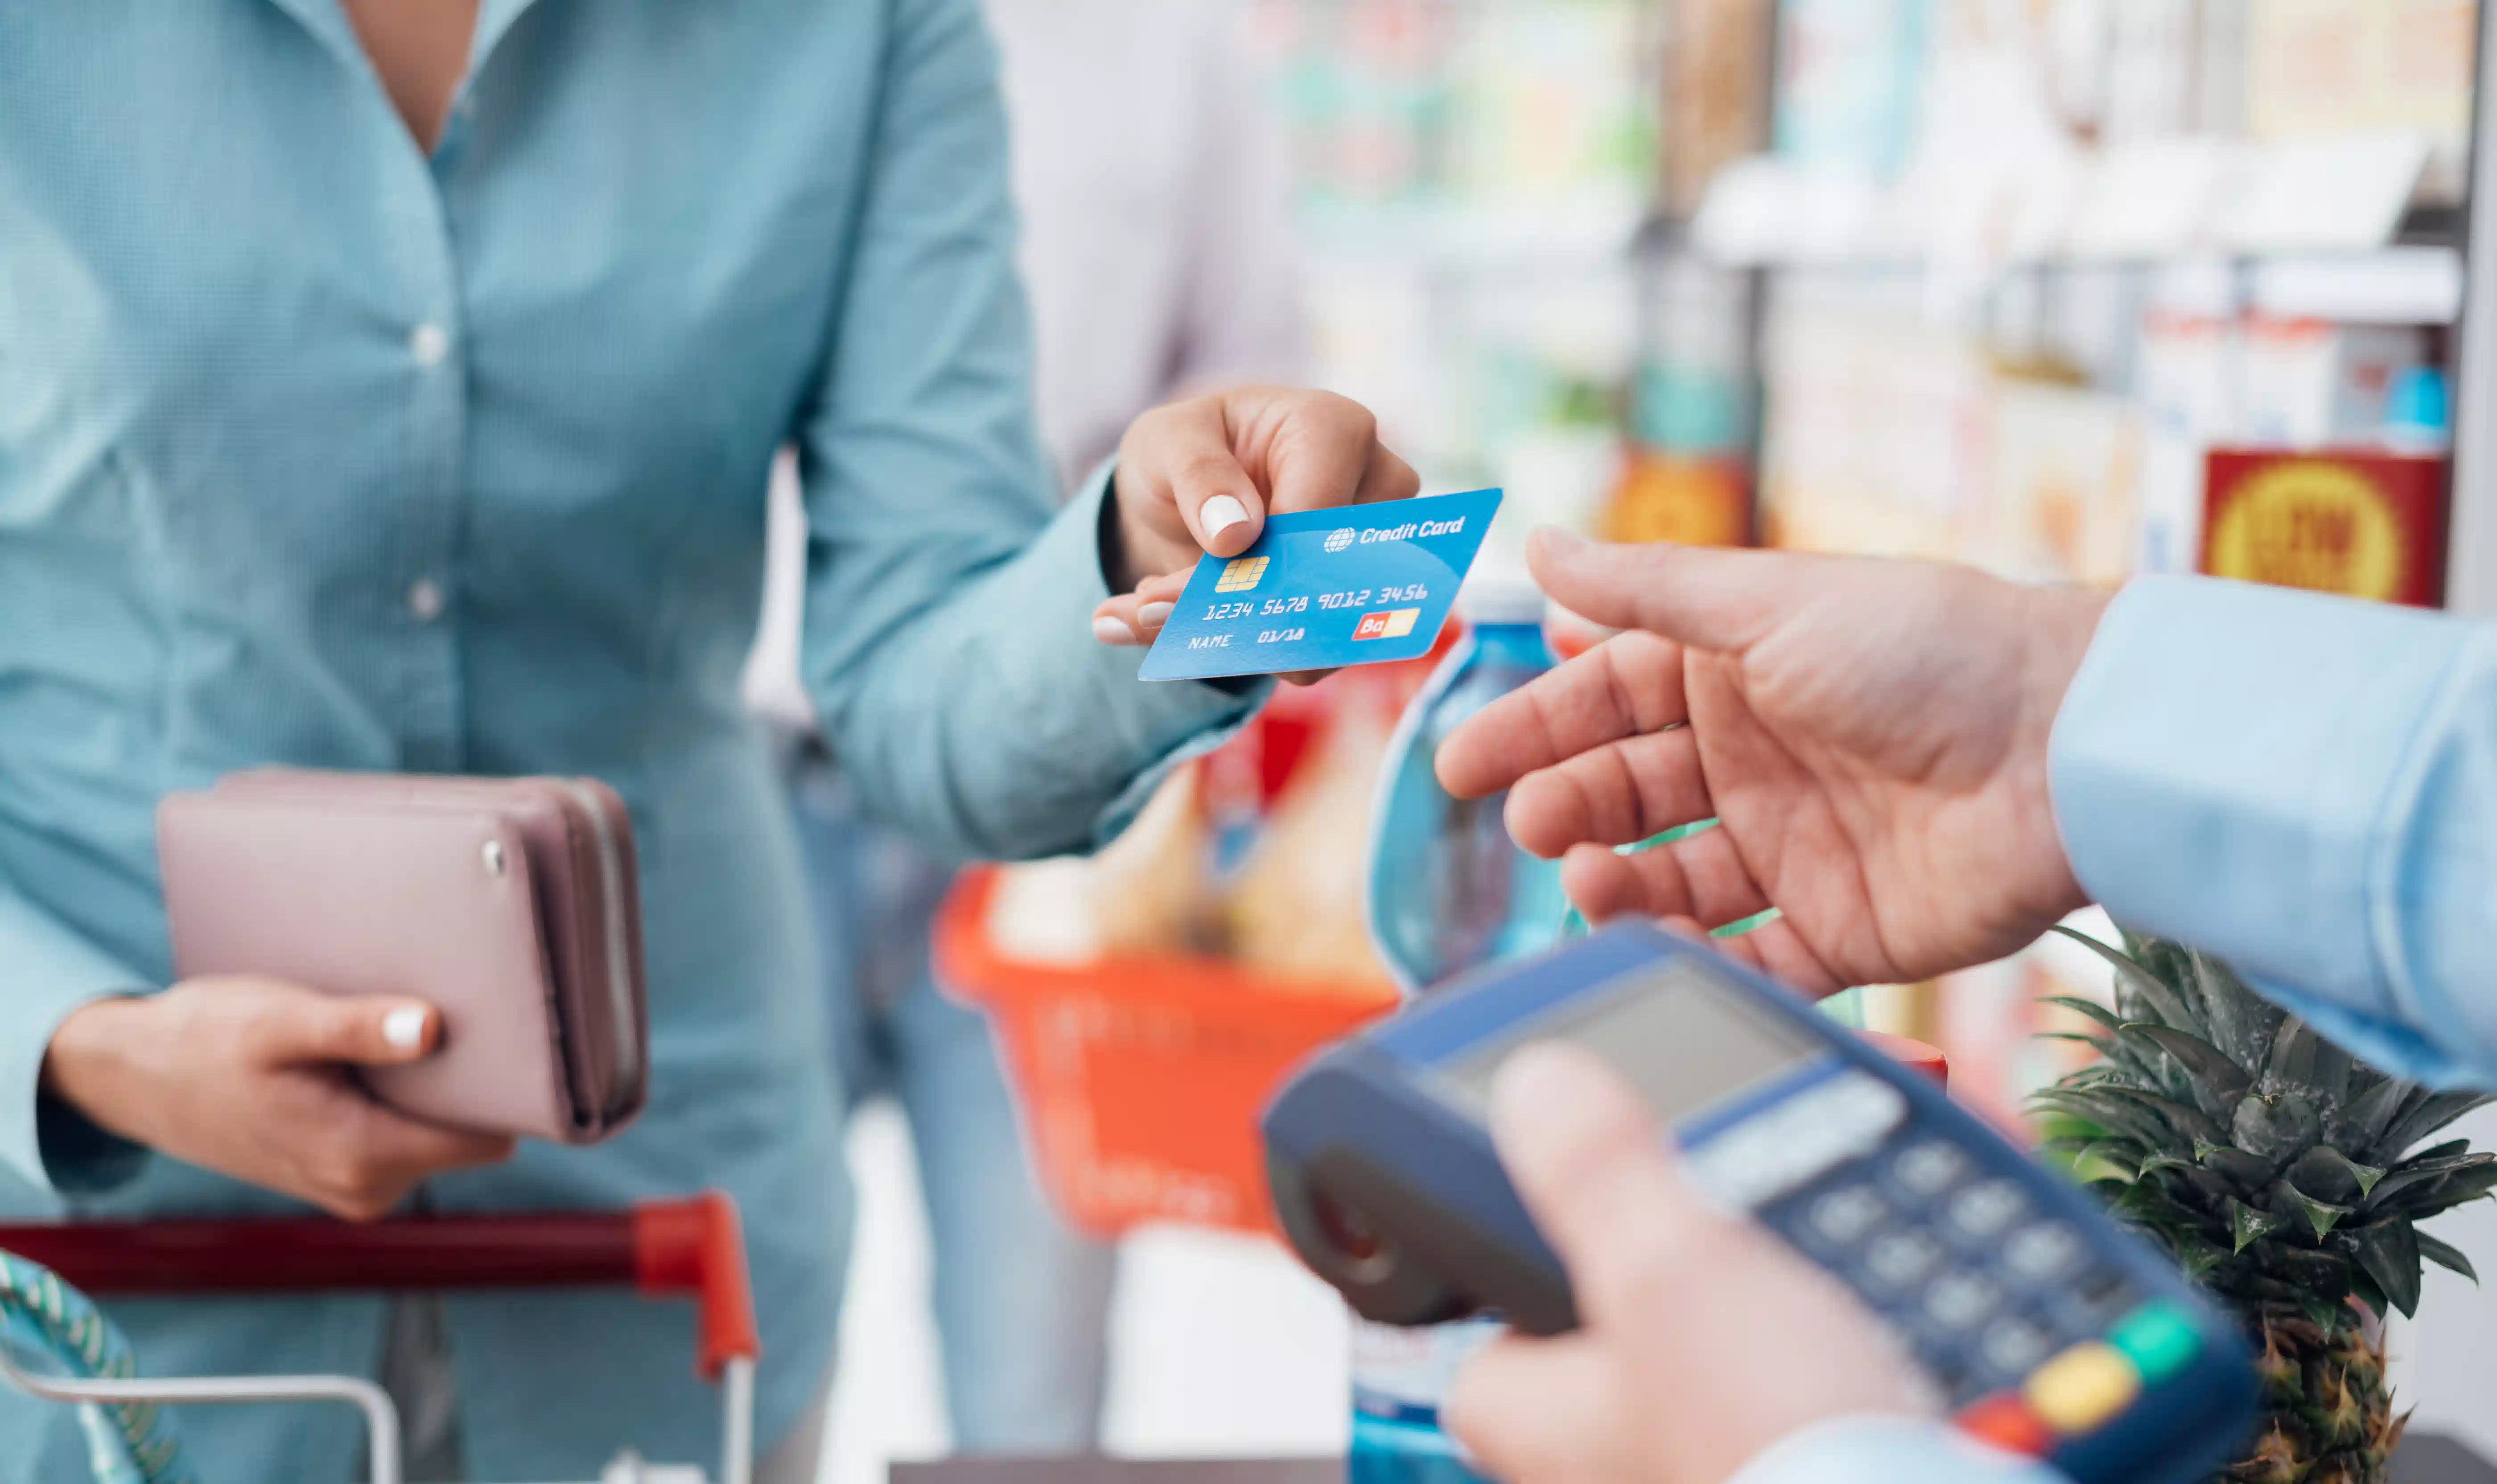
1138, 601, 1174, 629
383, 1005, 430, 1051
1200, 495, 1250, 541
1530, 526, 1589, 559
1092, 616, 1137, 646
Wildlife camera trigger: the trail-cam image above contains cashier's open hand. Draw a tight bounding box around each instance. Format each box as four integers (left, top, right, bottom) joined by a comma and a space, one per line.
1446, 1042, 1928, 1483
1091, 386, 1418, 671
1436, 532, 2109, 995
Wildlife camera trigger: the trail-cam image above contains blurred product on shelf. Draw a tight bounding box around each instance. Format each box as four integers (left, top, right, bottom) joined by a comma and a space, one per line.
1605, 450, 1752, 546
1252, 0, 1665, 537
1662, 0, 1774, 217
1229, 690, 1402, 983
1774, 0, 1930, 179
1988, 375, 2145, 588
2200, 447, 2450, 607
2243, 0, 2477, 194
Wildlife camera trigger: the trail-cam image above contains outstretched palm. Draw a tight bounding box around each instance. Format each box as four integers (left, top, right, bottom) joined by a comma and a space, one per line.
1436, 534, 2108, 995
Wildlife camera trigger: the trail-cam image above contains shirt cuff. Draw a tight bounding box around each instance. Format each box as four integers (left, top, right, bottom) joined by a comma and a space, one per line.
1015, 461, 1273, 847
1732, 1415, 2066, 1484
0, 889, 153, 1198
2048, 575, 2489, 1085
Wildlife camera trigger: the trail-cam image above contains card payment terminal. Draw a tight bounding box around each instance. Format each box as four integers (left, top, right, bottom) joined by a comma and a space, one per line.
1262, 924, 2257, 1484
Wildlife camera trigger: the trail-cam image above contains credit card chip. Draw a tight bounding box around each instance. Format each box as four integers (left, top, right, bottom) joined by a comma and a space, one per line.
1216, 557, 1269, 593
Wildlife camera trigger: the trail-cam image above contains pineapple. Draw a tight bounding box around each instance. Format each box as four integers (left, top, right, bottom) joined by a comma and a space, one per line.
2032, 929, 2497, 1484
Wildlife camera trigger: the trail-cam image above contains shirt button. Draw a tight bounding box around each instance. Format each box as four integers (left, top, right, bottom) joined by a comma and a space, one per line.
406, 578, 445, 622
408, 322, 451, 368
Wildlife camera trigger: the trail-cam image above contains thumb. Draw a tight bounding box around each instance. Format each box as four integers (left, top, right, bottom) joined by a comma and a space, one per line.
1528, 528, 1806, 654
1489, 1040, 1752, 1328
1162, 402, 1265, 559
254, 988, 441, 1067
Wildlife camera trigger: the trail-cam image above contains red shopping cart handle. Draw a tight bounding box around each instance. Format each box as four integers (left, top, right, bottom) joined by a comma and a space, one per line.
0, 1192, 760, 1382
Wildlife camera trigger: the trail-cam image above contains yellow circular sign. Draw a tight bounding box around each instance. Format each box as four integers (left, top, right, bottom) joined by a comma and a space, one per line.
2207, 461, 2406, 601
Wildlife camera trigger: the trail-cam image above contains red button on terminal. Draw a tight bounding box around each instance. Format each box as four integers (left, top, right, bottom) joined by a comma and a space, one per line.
1958, 1392, 2054, 1457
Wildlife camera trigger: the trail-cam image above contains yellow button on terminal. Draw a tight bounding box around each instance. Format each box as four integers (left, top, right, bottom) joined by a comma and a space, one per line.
2024, 1342, 2142, 1434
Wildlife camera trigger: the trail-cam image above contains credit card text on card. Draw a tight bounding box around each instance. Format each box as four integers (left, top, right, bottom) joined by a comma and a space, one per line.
1137, 488, 1503, 682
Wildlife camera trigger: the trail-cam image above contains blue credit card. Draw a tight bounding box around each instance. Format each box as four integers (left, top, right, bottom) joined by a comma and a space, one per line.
1139, 488, 1504, 682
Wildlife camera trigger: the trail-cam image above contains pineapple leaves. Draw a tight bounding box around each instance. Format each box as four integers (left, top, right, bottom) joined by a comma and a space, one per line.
2368, 1148, 2492, 1207
2345, 1221, 2424, 1319
2231, 1198, 2288, 1254
2071, 1142, 2141, 1185
2200, 1143, 2279, 1192
2419, 1231, 2479, 1284
2338, 1077, 2412, 1151
2051, 926, 2196, 1029
2032, 1088, 2173, 1149
2380, 1092, 2497, 1159
2284, 1147, 2386, 1205
2041, 995, 2124, 1036
2263, 1017, 2319, 1089
2268, 1179, 2353, 1239
2233, 1092, 2323, 1162
2118, 1024, 2250, 1116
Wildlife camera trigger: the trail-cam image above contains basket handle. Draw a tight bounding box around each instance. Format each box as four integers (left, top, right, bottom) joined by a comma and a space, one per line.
0, 1191, 761, 1381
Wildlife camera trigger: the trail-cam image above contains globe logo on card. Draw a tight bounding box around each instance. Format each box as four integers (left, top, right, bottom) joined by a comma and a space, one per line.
1324, 528, 1357, 553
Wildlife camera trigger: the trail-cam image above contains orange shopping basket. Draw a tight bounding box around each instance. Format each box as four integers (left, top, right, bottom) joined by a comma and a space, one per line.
936, 865, 1399, 1238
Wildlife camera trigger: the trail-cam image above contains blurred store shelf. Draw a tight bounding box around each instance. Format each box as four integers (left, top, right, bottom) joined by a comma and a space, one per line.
1691, 132, 2456, 270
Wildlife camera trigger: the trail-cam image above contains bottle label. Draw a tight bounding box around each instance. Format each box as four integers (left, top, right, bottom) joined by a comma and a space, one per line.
1349, 1317, 1507, 1425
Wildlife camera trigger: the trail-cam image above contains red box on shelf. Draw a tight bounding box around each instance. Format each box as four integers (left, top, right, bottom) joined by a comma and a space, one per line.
2200, 448, 2449, 608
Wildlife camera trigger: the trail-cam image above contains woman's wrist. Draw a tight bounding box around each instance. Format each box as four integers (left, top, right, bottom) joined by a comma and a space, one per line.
40, 995, 153, 1145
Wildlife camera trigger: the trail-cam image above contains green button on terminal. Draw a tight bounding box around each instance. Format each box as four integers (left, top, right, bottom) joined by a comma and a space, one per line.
2109, 1302, 2203, 1384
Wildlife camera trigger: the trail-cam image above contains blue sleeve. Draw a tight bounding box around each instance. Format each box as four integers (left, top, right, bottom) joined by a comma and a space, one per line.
0, 885, 150, 1196
2050, 575, 2497, 1088
1731, 1416, 2067, 1484
793, 0, 1264, 861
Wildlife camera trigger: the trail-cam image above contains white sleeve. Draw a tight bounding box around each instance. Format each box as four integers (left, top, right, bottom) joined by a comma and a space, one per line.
1731, 1416, 2068, 1484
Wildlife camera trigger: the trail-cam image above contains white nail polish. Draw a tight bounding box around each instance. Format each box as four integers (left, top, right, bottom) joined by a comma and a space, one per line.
1092, 616, 1137, 645
1200, 494, 1250, 541
1138, 601, 1174, 628
383, 1005, 429, 1051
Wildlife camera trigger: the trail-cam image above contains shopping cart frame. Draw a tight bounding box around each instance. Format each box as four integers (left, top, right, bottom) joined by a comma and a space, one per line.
0, 1190, 761, 1484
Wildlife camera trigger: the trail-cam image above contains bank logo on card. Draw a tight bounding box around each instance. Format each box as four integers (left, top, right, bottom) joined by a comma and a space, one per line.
1323, 527, 1358, 554
1215, 556, 1269, 593
1353, 608, 1421, 641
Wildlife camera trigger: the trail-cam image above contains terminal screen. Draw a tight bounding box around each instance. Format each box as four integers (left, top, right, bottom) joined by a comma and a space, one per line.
1441, 962, 1821, 1124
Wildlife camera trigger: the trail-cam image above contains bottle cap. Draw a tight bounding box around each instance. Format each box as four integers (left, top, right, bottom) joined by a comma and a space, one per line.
1458, 566, 1549, 627
2386, 366, 2451, 452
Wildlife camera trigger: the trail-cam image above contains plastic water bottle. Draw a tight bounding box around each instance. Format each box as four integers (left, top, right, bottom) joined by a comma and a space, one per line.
1348, 1315, 1507, 1484
1352, 576, 1564, 1482
1367, 579, 1567, 994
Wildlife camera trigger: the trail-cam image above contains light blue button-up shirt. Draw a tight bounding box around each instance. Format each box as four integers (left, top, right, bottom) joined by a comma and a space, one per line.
1735, 574, 2497, 1484
0, 2, 1258, 1477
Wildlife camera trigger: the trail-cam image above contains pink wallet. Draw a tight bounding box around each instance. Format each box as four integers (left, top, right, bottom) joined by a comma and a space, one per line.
157, 769, 648, 1145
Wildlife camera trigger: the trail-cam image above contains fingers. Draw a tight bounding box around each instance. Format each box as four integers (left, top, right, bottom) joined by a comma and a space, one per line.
1488, 1041, 1758, 1329
1528, 528, 1814, 655
1445, 1336, 1636, 1484
1142, 399, 1266, 558
1261, 391, 1402, 518
1436, 631, 1689, 802
1346, 440, 1423, 510
1501, 726, 1711, 859
309, 1099, 518, 1221
250, 986, 441, 1068
1092, 570, 1191, 647
1558, 827, 1769, 931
